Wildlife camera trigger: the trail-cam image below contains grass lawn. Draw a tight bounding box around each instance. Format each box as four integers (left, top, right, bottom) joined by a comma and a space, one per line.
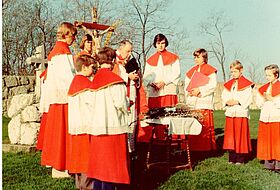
2, 110, 280, 189
2, 116, 10, 144
2, 152, 76, 190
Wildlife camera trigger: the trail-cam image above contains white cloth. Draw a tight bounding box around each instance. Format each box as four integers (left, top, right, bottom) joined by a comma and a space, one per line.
68, 90, 95, 135
256, 88, 280, 122
221, 83, 253, 118
184, 72, 217, 110
45, 54, 75, 104
144, 117, 202, 135
143, 55, 180, 97
88, 83, 129, 135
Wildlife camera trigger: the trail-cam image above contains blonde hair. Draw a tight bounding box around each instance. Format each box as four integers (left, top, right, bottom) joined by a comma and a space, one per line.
265, 64, 279, 79
230, 60, 243, 70
57, 22, 77, 40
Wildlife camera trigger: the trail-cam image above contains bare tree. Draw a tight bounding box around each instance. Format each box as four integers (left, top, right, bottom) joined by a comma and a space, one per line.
199, 11, 232, 82
247, 60, 263, 84
118, 0, 191, 74
129, 0, 169, 68
2, 0, 59, 75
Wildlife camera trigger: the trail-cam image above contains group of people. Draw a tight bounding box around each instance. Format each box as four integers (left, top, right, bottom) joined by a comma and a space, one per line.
36, 21, 279, 190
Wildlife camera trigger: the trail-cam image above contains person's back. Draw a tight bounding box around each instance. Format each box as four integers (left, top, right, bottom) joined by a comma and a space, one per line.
87, 47, 131, 190
41, 22, 77, 177
67, 54, 97, 189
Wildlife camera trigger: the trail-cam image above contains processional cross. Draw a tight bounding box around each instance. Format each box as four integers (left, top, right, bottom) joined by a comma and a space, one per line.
74, 7, 117, 54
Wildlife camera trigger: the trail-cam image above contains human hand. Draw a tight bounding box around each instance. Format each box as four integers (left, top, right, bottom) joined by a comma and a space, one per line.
226, 99, 239, 106
190, 88, 201, 97
154, 81, 165, 90
128, 71, 139, 81
264, 92, 273, 101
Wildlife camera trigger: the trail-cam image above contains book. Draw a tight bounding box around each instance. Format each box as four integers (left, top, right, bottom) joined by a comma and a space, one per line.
186, 70, 210, 92
125, 57, 139, 73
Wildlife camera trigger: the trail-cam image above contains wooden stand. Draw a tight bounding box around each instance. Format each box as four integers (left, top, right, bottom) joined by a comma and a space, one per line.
146, 125, 193, 175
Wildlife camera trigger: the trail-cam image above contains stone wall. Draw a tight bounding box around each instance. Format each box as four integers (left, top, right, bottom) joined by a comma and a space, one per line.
2, 75, 36, 117
7, 94, 40, 145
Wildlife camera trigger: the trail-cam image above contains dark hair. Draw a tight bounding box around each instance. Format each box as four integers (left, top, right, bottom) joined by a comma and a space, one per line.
80, 34, 93, 49
97, 47, 116, 66
153, 33, 168, 48
265, 64, 279, 79
193, 48, 208, 62
74, 55, 97, 73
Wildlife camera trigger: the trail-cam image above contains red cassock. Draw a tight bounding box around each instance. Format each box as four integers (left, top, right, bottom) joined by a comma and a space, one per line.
41, 41, 73, 170
67, 75, 92, 174
257, 80, 280, 160
87, 68, 130, 184
223, 76, 253, 153
186, 63, 217, 151
36, 112, 47, 150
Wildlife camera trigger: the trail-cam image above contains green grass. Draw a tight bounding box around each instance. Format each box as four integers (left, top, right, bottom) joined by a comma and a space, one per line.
2, 116, 10, 144
157, 109, 280, 190
2, 110, 280, 190
2, 152, 76, 190
158, 156, 280, 190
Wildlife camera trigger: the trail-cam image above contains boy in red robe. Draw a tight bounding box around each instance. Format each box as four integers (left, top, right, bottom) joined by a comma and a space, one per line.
222, 60, 254, 164
142, 33, 180, 141
256, 64, 280, 172
87, 47, 130, 190
185, 48, 217, 158
68, 55, 98, 189
41, 22, 77, 177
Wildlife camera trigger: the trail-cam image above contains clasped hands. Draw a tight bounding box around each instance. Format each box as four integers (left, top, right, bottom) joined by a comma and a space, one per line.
150, 81, 165, 91
226, 99, 240, 106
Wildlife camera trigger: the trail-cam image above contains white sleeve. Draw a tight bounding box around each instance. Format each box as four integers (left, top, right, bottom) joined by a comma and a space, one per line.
199, 72, 217, 97
238, 87, 253, 110
119, 65, 129, 83
256, 91, 265, 109
272, 96, 280, 109
221, 88, 230, 108
110, 83, 129, 113
143, 63, 154, 87
162, 59, 181, 85
184, 76, 191, 98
